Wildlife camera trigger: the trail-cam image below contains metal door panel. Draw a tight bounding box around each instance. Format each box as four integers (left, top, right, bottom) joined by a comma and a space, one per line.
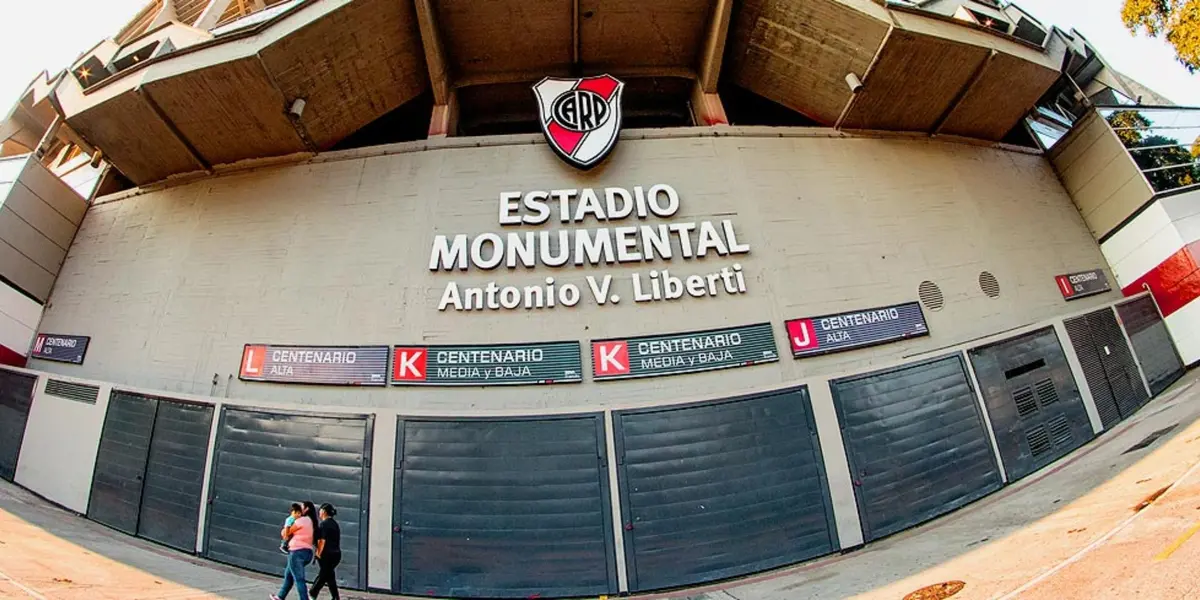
615, 387, 837, 592
206, 409, 372, 590
393, 415, 616, 599
0, 369, 36, 481
1089, 309, 1149, 418
137, 398, 214, 552
1065, 315, 1121, 428
1117, 297, 1184, 396
88, 391, 157, 534
832, 355, 1002, 542
969, 327, 1094, 481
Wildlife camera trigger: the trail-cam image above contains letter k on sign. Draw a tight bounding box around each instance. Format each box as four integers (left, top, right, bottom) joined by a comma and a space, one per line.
592, 341, 630, 377
393, 348, 427, 381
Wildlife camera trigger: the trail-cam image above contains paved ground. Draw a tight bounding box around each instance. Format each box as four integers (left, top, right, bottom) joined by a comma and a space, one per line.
3, 372, 1200, 599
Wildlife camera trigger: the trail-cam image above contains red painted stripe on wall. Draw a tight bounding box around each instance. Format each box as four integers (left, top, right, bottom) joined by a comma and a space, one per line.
1121, 242, 1200, 317
0, 344, 27, 368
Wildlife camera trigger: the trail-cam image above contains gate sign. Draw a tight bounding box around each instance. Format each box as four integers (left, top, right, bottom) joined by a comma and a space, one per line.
391, 342, 583, 386
240, 344, 388, 386
31, 333, 89, 364
592, 322, 778, 381
786, 302, 928, 358
1056, 269, 1111, 300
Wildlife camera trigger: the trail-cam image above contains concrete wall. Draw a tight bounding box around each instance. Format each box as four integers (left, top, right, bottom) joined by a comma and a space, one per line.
0, 155, 88, 302
14, 376, 111, 513
1100, 187, 1200, 364
32, 130, 1118, 410
1049, 110, 1155, 240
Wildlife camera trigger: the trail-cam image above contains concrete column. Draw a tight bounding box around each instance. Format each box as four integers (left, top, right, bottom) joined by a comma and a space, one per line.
806, 378, 863, 549
428, 93, 459, 139
1054, 320, 1105, 434
367, 410, 398, 591
195, 401, 223, 554
690, 82, 729, 127
603, 411, 630, 592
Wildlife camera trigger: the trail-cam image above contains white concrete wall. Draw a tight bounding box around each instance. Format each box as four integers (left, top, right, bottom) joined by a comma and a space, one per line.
31, 131, 1119, 410
14, 376, 111, 513
0, 278, 42, 357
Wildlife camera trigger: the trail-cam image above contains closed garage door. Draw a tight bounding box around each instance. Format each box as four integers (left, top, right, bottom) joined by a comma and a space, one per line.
1065, 308, 1149, 428
88, 391, 214, 551
137, 399, 214, 551
1117, 297, 1184, 396
0, 368, 36, 481
393, 415, 616, 598
969, 327, 1094, 481
614, 387, 837, 592
89, 392, 157, 534
205, 408, 372, 590
832, 355, 1002, 542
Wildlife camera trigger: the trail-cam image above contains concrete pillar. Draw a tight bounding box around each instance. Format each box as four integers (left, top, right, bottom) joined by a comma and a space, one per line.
690, 82, 729, 127
428, 93, 459, 139
806, 378, 864, 549
366, 410, 397, 591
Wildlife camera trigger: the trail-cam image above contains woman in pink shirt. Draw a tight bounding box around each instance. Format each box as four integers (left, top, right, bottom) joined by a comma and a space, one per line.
271, 500, 317, 600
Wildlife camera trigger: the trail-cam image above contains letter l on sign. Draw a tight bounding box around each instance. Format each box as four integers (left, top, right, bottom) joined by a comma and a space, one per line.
241, 345, 266, 376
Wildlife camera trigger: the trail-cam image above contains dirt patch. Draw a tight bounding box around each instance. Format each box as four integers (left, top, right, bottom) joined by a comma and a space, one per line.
903, 581, 966, 600
1134, 485, 1172, 512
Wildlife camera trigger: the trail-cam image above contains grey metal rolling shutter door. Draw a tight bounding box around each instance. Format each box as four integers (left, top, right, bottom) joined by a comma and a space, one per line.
0, 369, 36, 481
206, 409, 372, 589
1065, 315, 1121, 429
832, 355, 1002, 542
1089, 309, 1149, 418
393, 415, 616, 598
88, 391, 157, 534
968, 327, 1094, 482
614, 387, 837, 592
137, 399, 214, 552
1117, 297, 1184, 395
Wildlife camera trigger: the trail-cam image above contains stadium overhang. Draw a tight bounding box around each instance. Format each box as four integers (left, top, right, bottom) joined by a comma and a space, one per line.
51, 0, 1069, 186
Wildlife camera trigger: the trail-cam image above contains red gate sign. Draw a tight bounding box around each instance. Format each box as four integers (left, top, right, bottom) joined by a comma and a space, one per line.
392, 347, 428, 382
592, 341, 630, 377
1056, 269, 1111, 301
238, 344, 389, 386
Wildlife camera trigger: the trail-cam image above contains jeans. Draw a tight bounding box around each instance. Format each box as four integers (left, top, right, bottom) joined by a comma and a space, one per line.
277, 548, 313, 600
310, 551, 341, 600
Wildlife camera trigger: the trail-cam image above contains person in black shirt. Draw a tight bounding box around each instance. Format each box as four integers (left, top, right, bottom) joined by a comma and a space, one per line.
309, 503, 342, 600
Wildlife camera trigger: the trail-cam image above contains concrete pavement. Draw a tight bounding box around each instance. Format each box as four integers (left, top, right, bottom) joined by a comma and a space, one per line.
2, 372, 1200, 599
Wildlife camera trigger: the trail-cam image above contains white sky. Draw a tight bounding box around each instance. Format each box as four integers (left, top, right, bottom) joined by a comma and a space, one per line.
0, 0, 1196, 111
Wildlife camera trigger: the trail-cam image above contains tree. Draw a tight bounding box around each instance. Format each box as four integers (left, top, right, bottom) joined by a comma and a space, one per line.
1107, 110, 1200, 191
1107, 110, 1152, 146
1122, 0, 1200, 73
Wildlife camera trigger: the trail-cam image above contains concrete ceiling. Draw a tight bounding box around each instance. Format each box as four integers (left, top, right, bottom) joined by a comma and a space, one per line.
56, 0, 1068, 186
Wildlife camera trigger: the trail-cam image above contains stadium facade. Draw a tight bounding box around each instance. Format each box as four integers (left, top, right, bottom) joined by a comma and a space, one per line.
0, 0, 1196, 596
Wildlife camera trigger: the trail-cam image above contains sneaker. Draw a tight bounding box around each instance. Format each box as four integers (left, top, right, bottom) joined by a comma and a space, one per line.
269, 595, 282, 600
278, 545, 289, 555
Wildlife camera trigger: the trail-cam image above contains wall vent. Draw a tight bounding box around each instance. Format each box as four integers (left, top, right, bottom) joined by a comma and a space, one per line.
1035, 378, 1059, 407
919, 281, 944, 311
44, 379, 99, 404
1048, 415, 1074, 448
979, 271, 1000, 298
1013, 386, 1039, 419
1027, 425, 1052, 457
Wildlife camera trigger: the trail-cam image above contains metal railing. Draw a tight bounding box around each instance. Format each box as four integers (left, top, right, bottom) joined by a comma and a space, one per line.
1097, 105, 1200, 195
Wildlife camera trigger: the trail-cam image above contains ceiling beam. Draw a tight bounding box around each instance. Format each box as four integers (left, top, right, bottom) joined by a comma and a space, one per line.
931, 49, 997, 135
136, 88, 211, 173
193, 0, 236, 30
413, 0, 451, 105
697, 0, 733, 93
572, 0, 581, 67
835, 25, 894, 129
456, 66, 698, 89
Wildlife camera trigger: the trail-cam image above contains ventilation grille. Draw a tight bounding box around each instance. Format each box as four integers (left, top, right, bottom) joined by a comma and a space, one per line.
44, 379, 99, 404
1013, 386, 1039, 419
919, 281, 944, 311
1048, 415, 1073, 448
1027, 425, 1053, 457
979, 271, 1000, 298
1035, 378, 1059, 407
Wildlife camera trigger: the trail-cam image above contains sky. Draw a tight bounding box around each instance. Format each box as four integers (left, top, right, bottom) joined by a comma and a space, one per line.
0, 0, 1197, 111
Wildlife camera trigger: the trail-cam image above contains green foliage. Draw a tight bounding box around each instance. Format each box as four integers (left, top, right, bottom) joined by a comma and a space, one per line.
1123, 0, 1200, 73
